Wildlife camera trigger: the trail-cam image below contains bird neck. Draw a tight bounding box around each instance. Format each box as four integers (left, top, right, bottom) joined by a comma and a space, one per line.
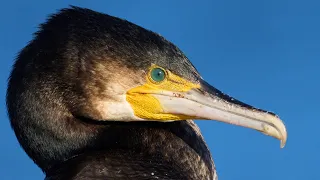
45, 150, 192, 180
45, 121, 216, 180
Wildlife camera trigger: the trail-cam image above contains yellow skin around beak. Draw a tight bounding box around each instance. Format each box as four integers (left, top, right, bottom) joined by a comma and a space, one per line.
126, 64, 200, 120
126, 64, 287, 148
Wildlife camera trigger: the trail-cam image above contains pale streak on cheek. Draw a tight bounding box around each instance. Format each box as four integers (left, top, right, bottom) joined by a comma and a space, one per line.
91, 61, 147, 121
95, 95, 143, 121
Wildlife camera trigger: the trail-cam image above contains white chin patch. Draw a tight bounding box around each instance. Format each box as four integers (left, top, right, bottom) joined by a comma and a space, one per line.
96, 95, 143, 121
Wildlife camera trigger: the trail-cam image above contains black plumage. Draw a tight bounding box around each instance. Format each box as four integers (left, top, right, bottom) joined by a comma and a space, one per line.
7, 6, 215, 180
7, 6, 287, 180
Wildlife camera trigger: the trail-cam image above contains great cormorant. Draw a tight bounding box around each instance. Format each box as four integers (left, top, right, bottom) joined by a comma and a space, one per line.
6, 6, 287, 180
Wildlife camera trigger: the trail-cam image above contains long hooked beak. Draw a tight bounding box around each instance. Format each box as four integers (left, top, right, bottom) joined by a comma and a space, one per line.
153, 79, 287, 148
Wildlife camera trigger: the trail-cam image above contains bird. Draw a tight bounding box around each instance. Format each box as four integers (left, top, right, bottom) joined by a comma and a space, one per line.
6, 6, 287, 180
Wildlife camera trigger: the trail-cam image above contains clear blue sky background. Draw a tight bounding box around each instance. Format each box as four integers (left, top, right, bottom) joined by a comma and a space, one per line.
0, 0, 318, 179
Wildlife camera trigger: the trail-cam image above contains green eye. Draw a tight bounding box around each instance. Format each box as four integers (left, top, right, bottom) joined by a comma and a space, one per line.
150, 68, 166, 82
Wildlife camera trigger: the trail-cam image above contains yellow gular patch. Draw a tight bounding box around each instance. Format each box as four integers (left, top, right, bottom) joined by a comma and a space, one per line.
126, 65, 200, 121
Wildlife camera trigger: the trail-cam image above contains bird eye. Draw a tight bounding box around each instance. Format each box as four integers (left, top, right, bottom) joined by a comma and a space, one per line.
150, 68, 166, 83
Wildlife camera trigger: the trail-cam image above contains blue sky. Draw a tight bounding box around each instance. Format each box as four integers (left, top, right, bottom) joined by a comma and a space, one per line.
0, 0, 318, 179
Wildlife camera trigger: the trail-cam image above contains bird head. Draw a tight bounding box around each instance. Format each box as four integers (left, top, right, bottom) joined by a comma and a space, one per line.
7, 6, 287, 173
